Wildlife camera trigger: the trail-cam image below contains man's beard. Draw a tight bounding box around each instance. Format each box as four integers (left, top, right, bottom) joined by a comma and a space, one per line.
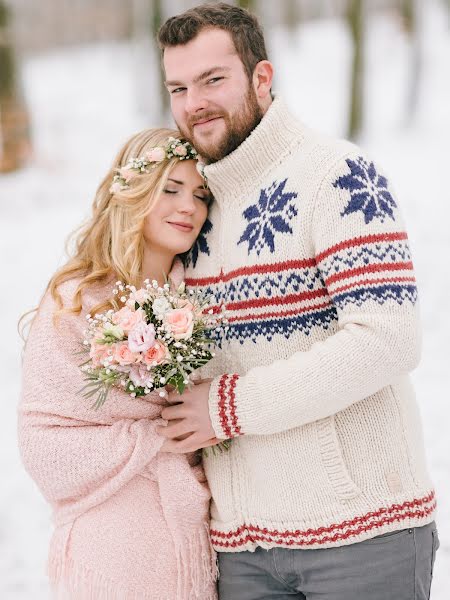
178, 85, 263, 163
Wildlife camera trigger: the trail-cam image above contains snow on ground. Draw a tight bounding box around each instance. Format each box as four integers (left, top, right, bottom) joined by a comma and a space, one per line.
1, 2, 449, 597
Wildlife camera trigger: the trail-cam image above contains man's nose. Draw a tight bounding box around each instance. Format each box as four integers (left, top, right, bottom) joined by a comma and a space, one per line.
184, 87, 208, 114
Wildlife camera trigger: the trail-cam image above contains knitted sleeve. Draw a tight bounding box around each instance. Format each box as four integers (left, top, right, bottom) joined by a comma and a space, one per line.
18, 286, 165, 508
208, 152, 421, 438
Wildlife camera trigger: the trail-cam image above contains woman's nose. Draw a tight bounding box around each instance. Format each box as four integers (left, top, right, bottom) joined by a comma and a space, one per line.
177, 193, 196, 214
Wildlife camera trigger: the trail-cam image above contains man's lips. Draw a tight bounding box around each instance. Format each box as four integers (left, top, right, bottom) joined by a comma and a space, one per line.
167, 221, 194, 232
192, 116, 223, 128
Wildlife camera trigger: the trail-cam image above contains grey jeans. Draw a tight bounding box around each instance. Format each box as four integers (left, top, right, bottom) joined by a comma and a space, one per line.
218, 522, 439, 600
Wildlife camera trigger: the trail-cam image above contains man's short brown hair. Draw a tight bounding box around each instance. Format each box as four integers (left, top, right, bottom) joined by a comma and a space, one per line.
157, 2, 268, 81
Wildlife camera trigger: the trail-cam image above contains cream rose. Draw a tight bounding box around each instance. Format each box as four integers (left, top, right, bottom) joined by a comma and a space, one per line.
152, 297, 171, 320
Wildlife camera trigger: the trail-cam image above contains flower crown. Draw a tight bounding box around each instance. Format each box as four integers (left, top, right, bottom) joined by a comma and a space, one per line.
110, 137, 199, 194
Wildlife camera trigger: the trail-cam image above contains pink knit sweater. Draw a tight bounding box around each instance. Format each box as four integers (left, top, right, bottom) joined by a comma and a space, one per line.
18, 262, 217, 600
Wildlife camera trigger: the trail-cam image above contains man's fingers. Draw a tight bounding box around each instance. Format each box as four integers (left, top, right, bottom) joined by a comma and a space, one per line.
160, 435, 221, 454
157, 419, 194, 440
193, 377, 213, 385
161, 404, 186, 421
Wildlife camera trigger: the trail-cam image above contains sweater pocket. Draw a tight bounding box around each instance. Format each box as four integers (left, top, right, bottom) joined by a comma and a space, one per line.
316, 415, 362, 501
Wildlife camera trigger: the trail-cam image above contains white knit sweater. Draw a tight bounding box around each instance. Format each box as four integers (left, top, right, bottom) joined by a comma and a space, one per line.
184, 96, 435, 552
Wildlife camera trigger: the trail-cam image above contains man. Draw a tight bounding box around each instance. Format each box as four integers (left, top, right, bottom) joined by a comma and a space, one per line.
156, 4, 438, 599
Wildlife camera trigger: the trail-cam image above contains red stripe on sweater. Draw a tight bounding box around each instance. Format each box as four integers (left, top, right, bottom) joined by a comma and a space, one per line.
185, 259, 317, 287
228, 300, 333, 323
210, 491, 435, 541
226, 288, 329, 312
331, 276, 416, 296
211, 504, 436, 548
315, 232, 409, 264
325, 261, 414, 286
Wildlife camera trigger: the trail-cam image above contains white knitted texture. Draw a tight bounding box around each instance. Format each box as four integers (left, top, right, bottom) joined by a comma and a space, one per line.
186, 96, 435, 552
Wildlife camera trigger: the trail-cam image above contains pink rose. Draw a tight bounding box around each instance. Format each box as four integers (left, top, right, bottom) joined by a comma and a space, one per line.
89, 342, 111, 367
175, 297, 196, 312
129, 364, 154, 388
113, 342, 140, 366
146, 147, 166, 163
142, 341, 169, 366
109, 181, 122, 194
112, 306, 144, 332
119, 167, 135, 183
128, 321, 156, 353
164, 308, 194, 340
174, 145, 188, 157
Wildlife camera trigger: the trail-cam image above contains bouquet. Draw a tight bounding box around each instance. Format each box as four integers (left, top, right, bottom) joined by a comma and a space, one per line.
80, 278, 226, 409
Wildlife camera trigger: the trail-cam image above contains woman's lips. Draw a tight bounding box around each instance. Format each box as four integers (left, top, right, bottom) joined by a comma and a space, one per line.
167, 222, 194, 233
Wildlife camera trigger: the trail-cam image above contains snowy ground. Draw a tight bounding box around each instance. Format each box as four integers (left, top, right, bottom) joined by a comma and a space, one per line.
1, 3, 449, 598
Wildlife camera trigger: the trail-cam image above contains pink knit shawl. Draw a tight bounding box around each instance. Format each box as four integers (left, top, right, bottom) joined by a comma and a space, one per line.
18, 259, 217, 599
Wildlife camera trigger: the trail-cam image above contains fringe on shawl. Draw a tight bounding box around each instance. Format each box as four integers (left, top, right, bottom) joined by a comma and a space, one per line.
175, 521, 219, 600
48, 522, 218, 600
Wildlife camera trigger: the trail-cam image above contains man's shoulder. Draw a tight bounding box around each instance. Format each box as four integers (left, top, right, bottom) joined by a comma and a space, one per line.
297, 122, 361, 172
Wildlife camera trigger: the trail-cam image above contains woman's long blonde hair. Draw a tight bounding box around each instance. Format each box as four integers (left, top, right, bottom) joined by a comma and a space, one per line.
21, 127, 193, 335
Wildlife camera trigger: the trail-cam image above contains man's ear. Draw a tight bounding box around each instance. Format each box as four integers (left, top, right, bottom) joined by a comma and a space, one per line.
252, 60, 274, 100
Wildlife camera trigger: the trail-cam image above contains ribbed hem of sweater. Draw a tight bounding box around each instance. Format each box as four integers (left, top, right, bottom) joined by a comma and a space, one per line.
210, 488, 436, 552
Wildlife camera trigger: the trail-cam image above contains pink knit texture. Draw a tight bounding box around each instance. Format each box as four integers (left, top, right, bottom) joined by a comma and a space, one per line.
18, 260, 218, 599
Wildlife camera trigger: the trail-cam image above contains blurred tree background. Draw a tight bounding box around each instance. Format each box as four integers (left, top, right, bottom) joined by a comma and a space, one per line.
1, 0, 448, 171
0, 0, 30, 172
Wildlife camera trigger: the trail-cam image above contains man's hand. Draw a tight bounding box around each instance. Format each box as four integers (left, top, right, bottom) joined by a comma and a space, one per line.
157, 379, 221, 453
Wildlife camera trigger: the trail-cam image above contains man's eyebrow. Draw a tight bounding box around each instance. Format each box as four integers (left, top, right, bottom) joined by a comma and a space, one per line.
165, 66, 231, 87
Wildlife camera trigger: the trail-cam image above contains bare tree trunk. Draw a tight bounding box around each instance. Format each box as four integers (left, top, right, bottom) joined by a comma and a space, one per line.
347, 0, 365, 140
236, 0, 255, 11
0, 1, 31, 172
284, 0, 301, 33
403, 0, 423, 125
151, 0, 169, 121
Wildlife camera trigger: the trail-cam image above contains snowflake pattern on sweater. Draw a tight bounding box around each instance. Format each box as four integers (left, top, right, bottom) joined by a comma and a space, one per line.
185, 217, 212, 268
334, 157, 397, 224
238, 179, 298, 255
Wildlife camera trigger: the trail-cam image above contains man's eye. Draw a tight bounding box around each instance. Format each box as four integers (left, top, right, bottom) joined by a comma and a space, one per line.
170, 87, 186, 94
207, 77, 223, 85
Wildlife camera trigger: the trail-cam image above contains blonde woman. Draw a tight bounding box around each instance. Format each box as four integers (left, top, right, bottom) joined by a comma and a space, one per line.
18, 128, 218, 600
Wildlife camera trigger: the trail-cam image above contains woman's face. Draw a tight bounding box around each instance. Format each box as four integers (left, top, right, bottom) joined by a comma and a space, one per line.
143, 160, 209, 257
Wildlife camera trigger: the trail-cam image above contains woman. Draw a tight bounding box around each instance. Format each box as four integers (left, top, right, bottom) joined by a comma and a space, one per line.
18, 128, 218, 599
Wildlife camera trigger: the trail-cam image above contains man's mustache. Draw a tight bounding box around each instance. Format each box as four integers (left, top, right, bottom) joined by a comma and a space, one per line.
188, 111, 226, 127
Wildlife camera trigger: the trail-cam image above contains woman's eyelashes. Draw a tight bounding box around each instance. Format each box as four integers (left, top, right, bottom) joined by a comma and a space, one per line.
163, 188, 210, 203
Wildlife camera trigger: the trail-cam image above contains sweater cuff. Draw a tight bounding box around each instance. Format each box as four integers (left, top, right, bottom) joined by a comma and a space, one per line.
208, 374, 243, 439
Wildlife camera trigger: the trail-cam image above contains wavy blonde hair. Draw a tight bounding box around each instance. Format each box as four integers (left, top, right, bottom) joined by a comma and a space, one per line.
20, 127, 196, 335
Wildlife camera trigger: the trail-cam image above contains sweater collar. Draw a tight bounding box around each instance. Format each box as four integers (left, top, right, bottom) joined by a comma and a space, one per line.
203, 96, 305, 201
